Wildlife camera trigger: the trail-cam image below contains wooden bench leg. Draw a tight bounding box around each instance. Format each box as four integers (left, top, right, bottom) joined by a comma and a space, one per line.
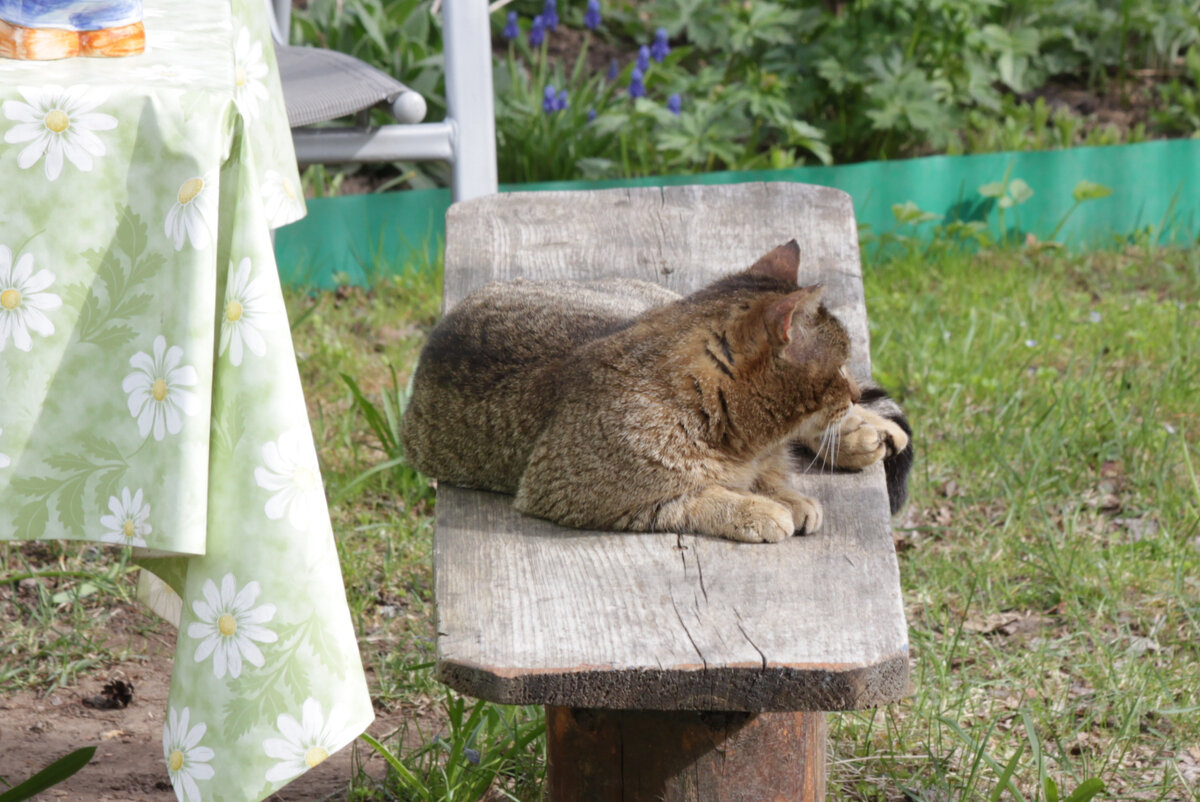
546, 706, 826, 801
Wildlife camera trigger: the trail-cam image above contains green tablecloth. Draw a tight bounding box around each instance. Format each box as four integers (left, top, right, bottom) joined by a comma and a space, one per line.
0, 0, 375, 799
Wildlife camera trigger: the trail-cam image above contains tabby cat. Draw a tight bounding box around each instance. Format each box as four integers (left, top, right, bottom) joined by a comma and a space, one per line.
402, 241, 911, 543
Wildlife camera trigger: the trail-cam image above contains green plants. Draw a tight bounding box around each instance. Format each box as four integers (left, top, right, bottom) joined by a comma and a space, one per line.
1153, 48, 1200, 137
360, 694, 544, 801
337, 366, 431, 511
0, 747, 96, 802
978, 168, 1035, 244
288, 0, 1200, 188
1047, 180, 1115, 242
493, 0, 831, 182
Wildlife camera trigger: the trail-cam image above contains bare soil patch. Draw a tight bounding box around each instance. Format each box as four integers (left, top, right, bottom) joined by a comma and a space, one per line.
0, 601, 414, 801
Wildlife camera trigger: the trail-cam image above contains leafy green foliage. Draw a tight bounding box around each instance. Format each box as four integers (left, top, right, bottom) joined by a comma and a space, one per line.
1152, 47, 1200, 136
338, 367, 432, 512
494, 30, 831, 183
360, 694, 544, 801
291, 0, 1200, 186
0, 747, 96, 802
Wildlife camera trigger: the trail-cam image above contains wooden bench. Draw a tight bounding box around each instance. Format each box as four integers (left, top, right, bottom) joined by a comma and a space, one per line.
433, 183, 909, 801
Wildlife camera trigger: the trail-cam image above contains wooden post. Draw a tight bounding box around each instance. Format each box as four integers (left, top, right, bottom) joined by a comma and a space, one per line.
546, 706, 827, 802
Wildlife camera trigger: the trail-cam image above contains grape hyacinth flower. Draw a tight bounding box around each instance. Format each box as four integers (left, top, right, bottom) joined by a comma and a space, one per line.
607, 57, 618, 81
587, 108, 596, 122
529, 14, 545, 46
584, 0, 601, 30
667, 93, 681, 114
543, 85, 568, 113
628, 67, 646, 99
542, 0, 558, 31
636, 45, 650, 73
651, 27, 670, 62
502, 10, 519, 40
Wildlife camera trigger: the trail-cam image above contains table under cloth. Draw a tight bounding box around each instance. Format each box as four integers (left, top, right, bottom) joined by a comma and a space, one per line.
0, 0, 375, 799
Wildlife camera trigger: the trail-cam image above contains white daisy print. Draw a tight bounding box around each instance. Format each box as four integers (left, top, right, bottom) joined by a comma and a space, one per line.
121, 335, 200, 440
254, 429, 325, 529
0, 245, 61, 353
2, 84, 117, 181
163, 706, 214, 802
186, 572, 277, 679
164, 169, 218, 251
98, 487, 151, 547
233, 27, 270, 123
263, 698, 358, 783
262, 170, 304, 227
0, 427, 10, 469
220, 257, 268, 366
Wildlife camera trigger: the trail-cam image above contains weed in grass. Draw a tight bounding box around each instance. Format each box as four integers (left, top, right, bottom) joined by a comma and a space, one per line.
286, 247, 445, 708
338, 365, 432, 510
0, 543, 145, 694
358, 693, 544, 802
0, 746, 97, 802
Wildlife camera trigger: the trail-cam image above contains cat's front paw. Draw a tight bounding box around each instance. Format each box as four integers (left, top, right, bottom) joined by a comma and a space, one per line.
836, 412, 908, 469
729, 497, 795, 544
773, 489, 823, 536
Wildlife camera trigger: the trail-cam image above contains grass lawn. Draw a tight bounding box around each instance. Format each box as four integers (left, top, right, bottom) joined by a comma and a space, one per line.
3, 241, 1198, 801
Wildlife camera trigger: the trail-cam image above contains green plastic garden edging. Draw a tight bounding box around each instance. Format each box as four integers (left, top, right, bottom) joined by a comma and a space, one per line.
274, 138, 1200, 289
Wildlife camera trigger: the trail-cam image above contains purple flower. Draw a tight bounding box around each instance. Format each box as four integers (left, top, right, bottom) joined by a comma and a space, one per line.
542, 0, 558, 30
651, 27, 670, 62
667, 93, 681, 114
543, 85, 568, 113
606, 57, 619, 81
636, 45, 650, 73
584, 0, 601, 30
502, 10, 519, 40
587, 108, 596, 122
628, 67, 645, 99
529, 14, 545, 46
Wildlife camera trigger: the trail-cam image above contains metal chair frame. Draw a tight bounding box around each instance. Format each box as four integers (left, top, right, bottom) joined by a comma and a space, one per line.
269, 0, 498, 201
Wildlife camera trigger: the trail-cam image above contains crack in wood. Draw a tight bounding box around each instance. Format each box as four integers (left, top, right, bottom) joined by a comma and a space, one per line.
735, 611, 768, 671
670, 592, 708, 670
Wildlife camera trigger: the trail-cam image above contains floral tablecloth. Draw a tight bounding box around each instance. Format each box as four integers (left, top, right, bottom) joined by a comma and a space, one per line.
0, 0, 375, 799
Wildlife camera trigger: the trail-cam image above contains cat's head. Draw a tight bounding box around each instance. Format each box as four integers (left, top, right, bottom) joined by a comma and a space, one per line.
747, 241, 859, 422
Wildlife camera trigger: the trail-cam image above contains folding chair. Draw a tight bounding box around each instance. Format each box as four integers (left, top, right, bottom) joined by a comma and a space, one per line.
268, 0, 498, 201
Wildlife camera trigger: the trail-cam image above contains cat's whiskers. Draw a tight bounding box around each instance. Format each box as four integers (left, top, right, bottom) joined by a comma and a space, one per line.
814, 419, 837, 474
798, 422, 829, 475
826, 421, 841, 475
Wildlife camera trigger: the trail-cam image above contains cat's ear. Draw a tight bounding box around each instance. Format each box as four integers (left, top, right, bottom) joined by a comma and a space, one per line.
749, 240, 801, 284
767, 284, 824, 343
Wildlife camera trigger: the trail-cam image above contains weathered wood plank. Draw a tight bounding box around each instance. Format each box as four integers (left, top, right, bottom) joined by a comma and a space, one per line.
434, 183, 908, 711
444, 183, 873, 382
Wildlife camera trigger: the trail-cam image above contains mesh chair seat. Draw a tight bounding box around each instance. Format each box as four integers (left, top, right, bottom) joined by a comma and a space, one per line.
270, 0, 496, 200
276, 45, 415, 127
